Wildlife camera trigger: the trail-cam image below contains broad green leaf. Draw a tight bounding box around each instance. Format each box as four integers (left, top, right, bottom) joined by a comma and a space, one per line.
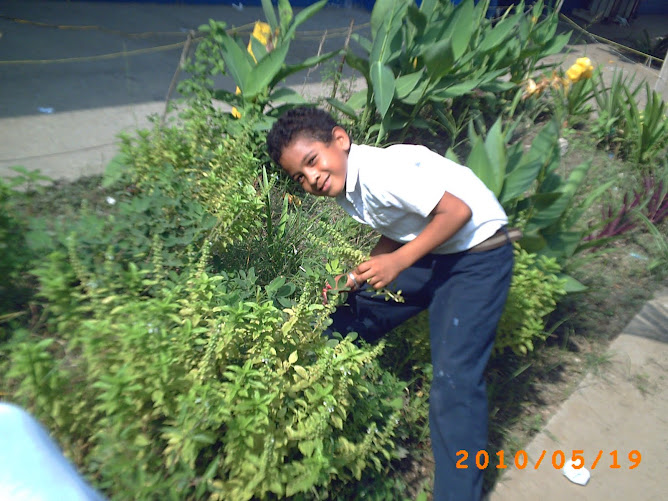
539, 32, 572, 58
500, 157, 542, 203
423, 38, 455, 80
278, 0, 293, 36
400, 77, 431, 105
370, 61, 396, 119
529, 161, 592, 230
218, 35, 252, 92
351, 33, 372, 53
346, 89, 368, 110
467, 136, 502, 195
344, 51, 370, 81
450, 0, 475, 59
261, 0, 279, 32
371, 0, 404, 36
484, 119, 507, 190
395, 70, 424, 99
477, 11, 520, 52
558, 273, 588, 293
326, 98, 357, 118
431, 79, 482, 99
249, 36, 268, 62
540, 231, 583, 260
445, 147, 460, 163
370, 0, 406, 64
269, 87, 307, 105
246, 42, 290, 97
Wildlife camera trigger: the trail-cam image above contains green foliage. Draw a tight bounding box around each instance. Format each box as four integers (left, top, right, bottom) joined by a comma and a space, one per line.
589, 70, 668, 167
2, 105, 414, 499
450, 117, 609, 271
9, 247, 406, 499
496, 246, 566, 354
179, 1, 338, 127
330, 0, 569, 144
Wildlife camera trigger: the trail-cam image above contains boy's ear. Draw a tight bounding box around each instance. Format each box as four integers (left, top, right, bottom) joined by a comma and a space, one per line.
331, 126, 351, 151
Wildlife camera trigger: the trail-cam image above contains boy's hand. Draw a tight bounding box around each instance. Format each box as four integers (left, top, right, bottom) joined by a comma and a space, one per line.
355, 254, 405, 290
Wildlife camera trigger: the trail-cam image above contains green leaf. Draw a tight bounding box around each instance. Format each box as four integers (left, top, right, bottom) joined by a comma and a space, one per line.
477, 12, 520, 52
450, 0, 475, 59
484, 119, 507, 189
261, 0, 279, 32
326, 98, 357, 118
103, 153, 129, 188
371, 0, 403, 36
218, 35, 252, 93
431, 79, 481, 99
395, 70, 424, 99
423, 38, 455, 80
558, 273, 587, 293
278, 0, 293, 36
370, 0, 406, 64
246, 42, 291, 97
270, 87, 307, 105
288, 351, 298, 364
346, 89, 368, 110
370, 61, 396, 119
467, 136, 501, 195
501, 157, 542, 204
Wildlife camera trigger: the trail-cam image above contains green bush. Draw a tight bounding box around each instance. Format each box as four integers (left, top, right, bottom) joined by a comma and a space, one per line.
496, 246, 566, 354
9, 245, 405, 499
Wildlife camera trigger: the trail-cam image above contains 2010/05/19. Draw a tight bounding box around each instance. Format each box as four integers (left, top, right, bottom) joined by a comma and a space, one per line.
456, 450, 642, 470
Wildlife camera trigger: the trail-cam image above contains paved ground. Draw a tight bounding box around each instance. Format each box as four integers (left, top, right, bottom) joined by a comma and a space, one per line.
1, 3, 667, 499
489, 288, 668, 501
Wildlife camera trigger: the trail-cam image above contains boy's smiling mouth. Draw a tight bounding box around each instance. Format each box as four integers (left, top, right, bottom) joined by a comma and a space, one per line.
318, 176, 330, 193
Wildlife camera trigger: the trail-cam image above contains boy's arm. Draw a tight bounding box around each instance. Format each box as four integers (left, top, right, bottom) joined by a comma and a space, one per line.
353, 191, 471, 290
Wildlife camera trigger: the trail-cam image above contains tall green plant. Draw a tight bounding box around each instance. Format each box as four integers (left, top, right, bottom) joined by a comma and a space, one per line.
189, 0, 338, 127
330, 0, 570, 144
449, 118, 611, 286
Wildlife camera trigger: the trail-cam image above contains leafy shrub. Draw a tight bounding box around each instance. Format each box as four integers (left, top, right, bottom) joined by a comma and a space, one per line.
8, 245, 406, 499
495, 246, 566, 354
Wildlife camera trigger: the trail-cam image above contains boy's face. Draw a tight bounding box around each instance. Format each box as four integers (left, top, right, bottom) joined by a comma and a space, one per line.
279, 126, 350, 197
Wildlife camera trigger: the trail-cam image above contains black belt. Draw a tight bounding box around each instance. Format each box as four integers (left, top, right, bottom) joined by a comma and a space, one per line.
468, 226, 522, 253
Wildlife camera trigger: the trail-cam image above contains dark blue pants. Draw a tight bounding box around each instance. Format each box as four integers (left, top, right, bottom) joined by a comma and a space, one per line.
327, 243, 514, 501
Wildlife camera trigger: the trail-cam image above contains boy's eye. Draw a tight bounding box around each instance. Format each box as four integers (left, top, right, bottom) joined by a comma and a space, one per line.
307, 156, 316, 166
295, 174, 304, 183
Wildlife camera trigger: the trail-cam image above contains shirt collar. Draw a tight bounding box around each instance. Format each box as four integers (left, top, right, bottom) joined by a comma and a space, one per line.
344, 143, 360, 194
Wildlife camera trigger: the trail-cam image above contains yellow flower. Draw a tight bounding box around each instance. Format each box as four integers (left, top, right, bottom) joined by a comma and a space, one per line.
566, 57, 594, 83
247, 21, 273, 63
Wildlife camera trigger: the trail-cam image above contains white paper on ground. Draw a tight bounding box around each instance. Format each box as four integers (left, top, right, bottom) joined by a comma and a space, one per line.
563, 458, 591, 486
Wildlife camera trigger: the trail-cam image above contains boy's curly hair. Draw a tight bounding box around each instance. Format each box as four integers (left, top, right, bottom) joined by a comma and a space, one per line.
266, 106, 339, 164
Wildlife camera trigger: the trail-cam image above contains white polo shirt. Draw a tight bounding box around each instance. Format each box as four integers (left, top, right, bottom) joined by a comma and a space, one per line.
335, 143, 508, 254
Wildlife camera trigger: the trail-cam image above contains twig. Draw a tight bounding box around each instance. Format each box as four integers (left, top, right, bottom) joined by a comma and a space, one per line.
303, 29, 327, 93
161, 30, 195, 127
328, 19, 354, 109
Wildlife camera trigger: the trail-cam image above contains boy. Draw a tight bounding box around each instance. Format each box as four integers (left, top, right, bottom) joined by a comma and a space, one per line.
267, 106, 515, 501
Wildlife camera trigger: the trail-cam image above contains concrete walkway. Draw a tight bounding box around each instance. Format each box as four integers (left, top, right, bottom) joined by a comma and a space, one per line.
490, 288, 668, 501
